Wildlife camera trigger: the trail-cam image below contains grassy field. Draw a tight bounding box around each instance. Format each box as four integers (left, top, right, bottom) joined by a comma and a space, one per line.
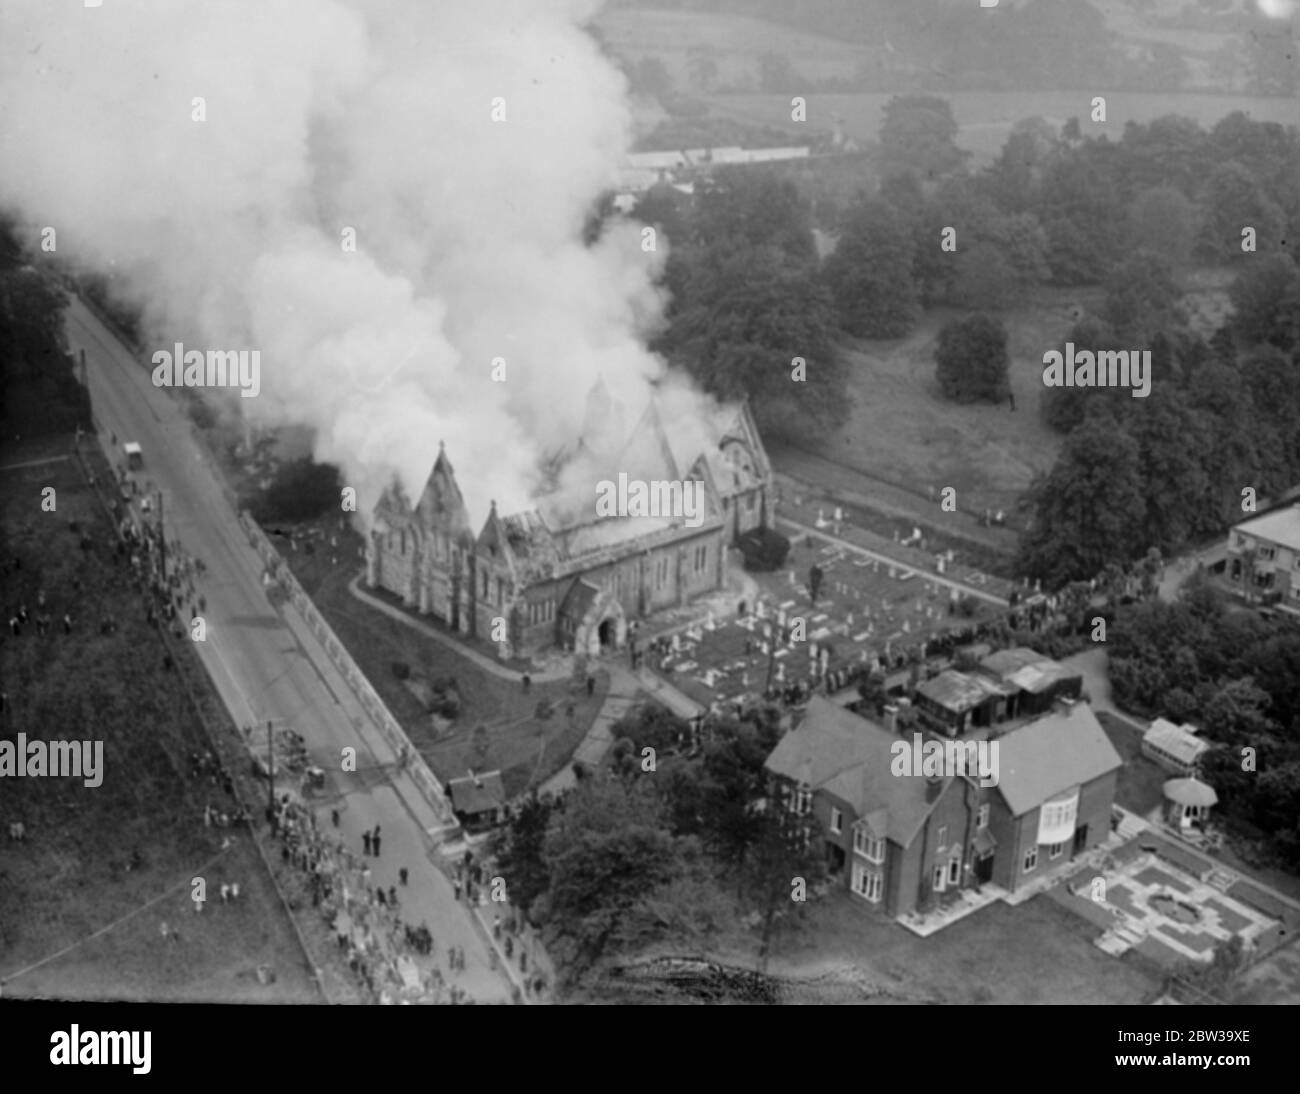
0, 436, 318, 1002
281, 521, 608, 801
594, 7, 872, 89
815, 285, 1089, 518
760, 887, 1157, 1004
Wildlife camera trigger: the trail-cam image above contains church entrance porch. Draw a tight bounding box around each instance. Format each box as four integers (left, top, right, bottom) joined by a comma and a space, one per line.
570, 583, 627, 659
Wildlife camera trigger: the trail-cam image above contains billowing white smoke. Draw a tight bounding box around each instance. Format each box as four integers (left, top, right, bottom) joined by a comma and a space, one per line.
0, 0, 686, 527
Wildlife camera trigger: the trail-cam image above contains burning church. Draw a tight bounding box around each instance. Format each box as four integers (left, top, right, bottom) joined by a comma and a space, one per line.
366, 381, 773, 660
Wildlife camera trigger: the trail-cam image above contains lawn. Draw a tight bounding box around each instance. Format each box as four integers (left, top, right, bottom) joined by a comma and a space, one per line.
280, 518, 609, 800
0, 437, 319, 1002
1096, 710, 1168, 817
761, 887, 1157, 1005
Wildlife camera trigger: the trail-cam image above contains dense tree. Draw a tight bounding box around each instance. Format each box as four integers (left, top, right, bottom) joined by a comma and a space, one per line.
249, 458, 343, 524
491, 792, 554, 917
821, 196, 920, 337
984, 117, 1061, 215
1197, 161, 1287, 264
536, 778, 682, 979
657, 243, 846, 443
1038, 317, 1127, 434
1017, 414, 1149, 587
1229, 254, 1300, 352
1125, 185, 1198, 272
690, 168, 817, 265
878, 95, 969, 181
757, 51, 801, 93
1100, 249, 1182, 341
1036, 147, 1126, 284
934, 314, 1009, 404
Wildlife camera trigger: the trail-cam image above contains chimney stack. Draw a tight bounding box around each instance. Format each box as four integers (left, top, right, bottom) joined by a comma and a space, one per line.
883, 704, 899, 734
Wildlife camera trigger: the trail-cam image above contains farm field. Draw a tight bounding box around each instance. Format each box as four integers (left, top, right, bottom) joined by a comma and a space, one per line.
594, 6, 873, 87
704, 90, 1300, 164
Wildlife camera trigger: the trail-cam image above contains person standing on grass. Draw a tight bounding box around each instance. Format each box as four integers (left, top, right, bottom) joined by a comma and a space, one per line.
363, 830, 372, 856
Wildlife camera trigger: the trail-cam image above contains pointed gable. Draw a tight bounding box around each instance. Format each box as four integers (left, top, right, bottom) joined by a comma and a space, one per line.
414, 441, 474, 546
616, 398, 680, 484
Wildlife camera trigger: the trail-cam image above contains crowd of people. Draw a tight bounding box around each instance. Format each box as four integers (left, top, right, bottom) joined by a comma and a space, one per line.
272, 795, 481, 1004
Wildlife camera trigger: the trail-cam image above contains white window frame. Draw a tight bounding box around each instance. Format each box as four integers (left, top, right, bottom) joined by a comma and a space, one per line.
793, 788, 812, 816
1049, 841, 1064, 859
830, 808, 842, 835
866, 835, 885, 864
948, 856, 961, 885
1024, 845, 1038, 872
865, 871, 882, 903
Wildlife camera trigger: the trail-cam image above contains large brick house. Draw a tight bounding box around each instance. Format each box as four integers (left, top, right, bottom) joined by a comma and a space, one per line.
765, 693, 1122, 919
366, 385, 772, 660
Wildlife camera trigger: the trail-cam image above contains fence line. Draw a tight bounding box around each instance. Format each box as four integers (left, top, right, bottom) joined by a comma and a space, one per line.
238, 511, 456, 831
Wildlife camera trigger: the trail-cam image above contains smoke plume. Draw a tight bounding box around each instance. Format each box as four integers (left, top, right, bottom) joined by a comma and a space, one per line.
0, 0, 690, 527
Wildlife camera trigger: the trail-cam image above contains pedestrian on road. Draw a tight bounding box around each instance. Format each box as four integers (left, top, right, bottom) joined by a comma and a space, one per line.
399, 867, 408, 886
373, 831, 382, 857
363, 831, 372, 856
453, 879, 461, 901
586, 673, 595, 697
331, 809, 340, 828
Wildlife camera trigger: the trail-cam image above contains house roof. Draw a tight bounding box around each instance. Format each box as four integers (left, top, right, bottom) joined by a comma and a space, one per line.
1163, 777, 1217, 807
994, 702, 1123, 817
979, 647, 1078, 694
447, 771, 506, 815
917, 669, 1008, 712
1232, 505, 1300, 552
558, 578, 601, 624
1143, 718, 1211, 765
765, 695, 950, 847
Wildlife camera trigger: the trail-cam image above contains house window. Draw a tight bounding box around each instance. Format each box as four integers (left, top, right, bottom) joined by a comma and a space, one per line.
866, 836, 885, 864
977, 804, 989, 829
793, 788, 812, 816
852, 864, 881, 902
948, 856, 961, 885
936, 825, 948, 849
1024, 846, 1038, 872
830, 808, 842, 835
1259, 545, 1276, 562
1049, 842, 1064, 859
853, 828, 867, 855
933, 865, 946, 892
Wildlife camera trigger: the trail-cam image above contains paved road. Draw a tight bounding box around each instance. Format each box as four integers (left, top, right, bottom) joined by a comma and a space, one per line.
65, 295, 513, 1004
